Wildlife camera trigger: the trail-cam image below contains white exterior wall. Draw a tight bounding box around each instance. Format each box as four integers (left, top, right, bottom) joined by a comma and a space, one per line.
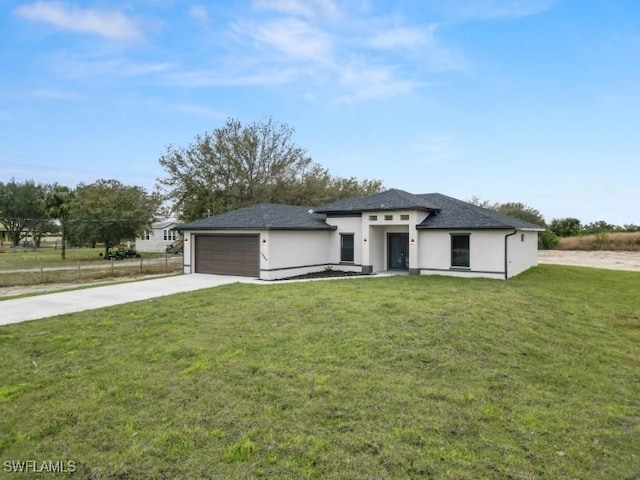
417, 230, 508, 279
136, 226, 178, 253
359, 210, 427, 272
183, 229, 334, 280
506, 230, 539, 278
261, 230, 333, 280
182, 221, 539, 281
325, 217, 363, 267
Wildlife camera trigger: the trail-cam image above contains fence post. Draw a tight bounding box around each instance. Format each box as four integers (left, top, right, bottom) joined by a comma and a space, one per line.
40, 263, 43, 284
165, 252, 168, 272
140, 256, 143, 274
77, 260, 81, 280
111, 258, 114, 277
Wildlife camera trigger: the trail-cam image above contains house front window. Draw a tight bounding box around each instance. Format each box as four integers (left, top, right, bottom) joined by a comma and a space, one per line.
164, 229, 176, 241
451, 234, 470, 268
340, 234, 354, 262
141, 230, 150, 241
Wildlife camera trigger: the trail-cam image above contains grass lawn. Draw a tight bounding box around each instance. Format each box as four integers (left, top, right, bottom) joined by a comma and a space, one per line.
1, 265, 638, 479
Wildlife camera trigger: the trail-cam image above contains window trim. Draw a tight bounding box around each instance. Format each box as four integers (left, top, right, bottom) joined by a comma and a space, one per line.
340, 233, 355, 263
163, 229, 176, 241
450, 233, 470, 269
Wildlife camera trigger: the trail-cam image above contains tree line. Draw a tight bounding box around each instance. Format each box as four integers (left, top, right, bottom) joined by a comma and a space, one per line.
0, 179, 158, 258
467, 197, 639, 249
1, 118, 382, 259
3, 117, 634, 257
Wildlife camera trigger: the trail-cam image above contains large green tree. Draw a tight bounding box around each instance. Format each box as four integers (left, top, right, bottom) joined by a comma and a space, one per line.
494, 202, 546, 228
468, 197, 558, 249
67, 179, 159, 256
549, 217, 581, 237
44, 184, 75, 259
157, 117, 383, 221
0, 179, 48, 247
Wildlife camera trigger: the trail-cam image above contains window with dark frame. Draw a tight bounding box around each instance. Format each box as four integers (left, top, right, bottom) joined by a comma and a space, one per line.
340, 234, 355, 262
451, 234, 470, 268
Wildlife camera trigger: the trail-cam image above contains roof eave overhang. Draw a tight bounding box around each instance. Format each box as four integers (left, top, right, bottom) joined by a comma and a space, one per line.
417, 225, 522, 230
178, 226, 336, 232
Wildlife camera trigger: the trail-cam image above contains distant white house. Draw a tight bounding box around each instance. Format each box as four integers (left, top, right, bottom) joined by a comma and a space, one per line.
136, 219, 179, 253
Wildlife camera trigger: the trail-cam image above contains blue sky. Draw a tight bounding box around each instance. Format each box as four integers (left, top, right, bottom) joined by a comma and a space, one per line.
1, 0, 639, 225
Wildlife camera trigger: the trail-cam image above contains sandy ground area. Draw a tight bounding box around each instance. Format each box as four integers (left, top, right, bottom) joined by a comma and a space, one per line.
538, 250, 640, 272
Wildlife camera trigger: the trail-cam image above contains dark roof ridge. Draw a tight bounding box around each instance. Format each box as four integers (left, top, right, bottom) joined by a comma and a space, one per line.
416, 193, 544, 230
315, 187, 438, 213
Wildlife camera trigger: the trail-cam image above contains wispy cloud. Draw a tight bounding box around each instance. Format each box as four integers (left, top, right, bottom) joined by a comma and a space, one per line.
163, 67, 297, 88
188, 6, 209, 23
368, 26, 433, 50
440, 0, 556, 21
335, 63, 419, 103
53, 54, 175, 79
14, 2, 143, 41
237, 18, 332, 61
253, 0, 340, 20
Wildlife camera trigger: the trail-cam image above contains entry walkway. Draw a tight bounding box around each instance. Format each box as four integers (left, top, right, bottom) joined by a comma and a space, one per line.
0, 274, 261, 326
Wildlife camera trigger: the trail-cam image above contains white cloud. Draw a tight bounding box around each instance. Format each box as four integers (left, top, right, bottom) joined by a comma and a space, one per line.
440, 0, 556, 21
335, 63, 418, 103
53, 55, 175, 79
14, 2, 143, 41
253, 0, 340, 19
188, 6, 209, 23
163, 67, 297, 88
239, 18, 332, 61
368, 26, 433, 49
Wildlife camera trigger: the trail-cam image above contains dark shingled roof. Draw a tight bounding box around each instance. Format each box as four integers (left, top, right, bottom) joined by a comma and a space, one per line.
176, 190, 544, 232
416, 193, 545, 230
315, 188, 437, 213
176, 203, 334, 231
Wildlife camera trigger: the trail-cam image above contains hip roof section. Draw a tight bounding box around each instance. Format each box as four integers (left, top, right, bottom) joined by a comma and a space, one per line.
176, 203, 334, 231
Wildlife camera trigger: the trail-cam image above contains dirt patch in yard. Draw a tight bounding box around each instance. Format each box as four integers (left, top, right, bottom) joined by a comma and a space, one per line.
538, 250, 640, 272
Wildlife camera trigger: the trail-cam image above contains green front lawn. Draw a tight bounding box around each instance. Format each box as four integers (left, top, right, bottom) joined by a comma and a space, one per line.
1, 265, 638, 479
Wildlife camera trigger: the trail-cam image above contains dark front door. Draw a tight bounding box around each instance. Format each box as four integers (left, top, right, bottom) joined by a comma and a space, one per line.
388, 233, 409, 270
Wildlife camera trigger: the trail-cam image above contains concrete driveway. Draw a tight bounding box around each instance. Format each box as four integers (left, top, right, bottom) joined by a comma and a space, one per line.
0, 274, 262, 326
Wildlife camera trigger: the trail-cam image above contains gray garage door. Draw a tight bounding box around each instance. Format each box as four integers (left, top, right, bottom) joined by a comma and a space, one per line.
194, 235, 260, 277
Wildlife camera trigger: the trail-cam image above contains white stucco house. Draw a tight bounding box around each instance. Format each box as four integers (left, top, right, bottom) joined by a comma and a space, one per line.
176, 189, 544, 280
136, 219, 180, 253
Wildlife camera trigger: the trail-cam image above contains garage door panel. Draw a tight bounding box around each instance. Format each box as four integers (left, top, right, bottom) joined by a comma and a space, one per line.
195, 235, 259, 277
